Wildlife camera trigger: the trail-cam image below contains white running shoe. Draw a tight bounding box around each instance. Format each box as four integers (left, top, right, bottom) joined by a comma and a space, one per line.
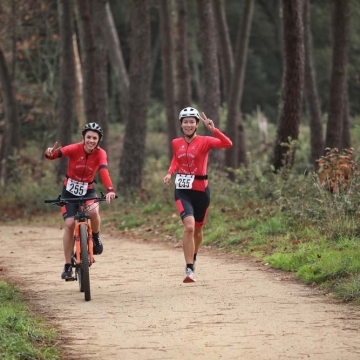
183, 267, 196, 283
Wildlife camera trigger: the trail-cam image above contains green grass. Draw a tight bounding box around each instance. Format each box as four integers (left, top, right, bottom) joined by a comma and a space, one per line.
202, 226, 230, 246
0, 281, 61, 360
265, 237, 360, 288
333, 274, 360, 303
116, 213, 146, 230
297, 249, 360, 284
253, 215, 289, 237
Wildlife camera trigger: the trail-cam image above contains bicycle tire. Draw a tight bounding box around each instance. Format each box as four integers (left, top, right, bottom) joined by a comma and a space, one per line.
80, 223, 91, 301
77, 266, 84, 292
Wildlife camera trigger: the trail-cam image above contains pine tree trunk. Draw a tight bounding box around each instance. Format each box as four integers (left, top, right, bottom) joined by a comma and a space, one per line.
175, 0, 191, 109
196, 0, 222, 166
0, 45, 20, 185
303, 0, 324, 168
75, 0, 100, 124
118, 0, 151, 193
271, 0, 304, 172
72, 34, 86, 130
95, 0, 129, 124
225, 0, 255, 171
212, 0, 234, 101
325, 0, 350, 150
92, 0, 109, 151
341, 87, 351, 149
159, 0, 178, 160
196, 0, 220, 129
56, 0, 76, 181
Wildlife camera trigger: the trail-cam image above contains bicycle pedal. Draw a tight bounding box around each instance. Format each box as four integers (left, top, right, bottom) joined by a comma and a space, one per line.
65, 277, 75, 282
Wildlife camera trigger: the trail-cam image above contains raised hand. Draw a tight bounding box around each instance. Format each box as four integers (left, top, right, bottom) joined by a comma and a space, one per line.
199, 112, 215, 133
46, 141, 61, 157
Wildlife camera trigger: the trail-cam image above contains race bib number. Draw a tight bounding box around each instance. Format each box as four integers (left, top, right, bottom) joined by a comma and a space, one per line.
66, 178, 88, 196
175, 174, 195, 189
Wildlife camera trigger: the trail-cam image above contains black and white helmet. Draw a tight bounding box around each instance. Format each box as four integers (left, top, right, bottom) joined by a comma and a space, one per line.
81, 122, 103, 139
179, 107, 200, 122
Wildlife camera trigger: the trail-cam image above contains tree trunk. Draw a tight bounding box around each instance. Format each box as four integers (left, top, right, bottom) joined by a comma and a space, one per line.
95, 0, 129, 124
75, 0, 100, 125
10, 0, 17, 82
341, 87, 351, 149
212, 0, 234, 101
225, 0, 255, 172
271, 0, 304, 172
56, 0, 76, 181
72, 34, 86, 130
92, 0, 109, 151
175, 0, 191, 109
158, 0, 178, 160
187, 8, 202, 106
118, 0, 151, 193
0, 45, 20, 185
236, 0, 255, 168
196, 0, 220, 129
303, 0, 324, 168
325, 0, 350, 150
196, 0, 222, 166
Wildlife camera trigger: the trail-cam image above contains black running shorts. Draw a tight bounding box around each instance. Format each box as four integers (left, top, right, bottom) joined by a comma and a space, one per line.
174, 187, 210, 227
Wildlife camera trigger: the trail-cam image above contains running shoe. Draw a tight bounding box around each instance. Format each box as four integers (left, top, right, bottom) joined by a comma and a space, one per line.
93, 235, 103, 255
183, 267, 196, 283
61, 263, 73, 279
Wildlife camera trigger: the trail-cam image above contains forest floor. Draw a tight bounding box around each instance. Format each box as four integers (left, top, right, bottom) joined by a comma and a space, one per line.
1, 224, 360, 360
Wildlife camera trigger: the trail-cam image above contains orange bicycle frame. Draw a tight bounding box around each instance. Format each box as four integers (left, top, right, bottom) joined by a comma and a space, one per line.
73, 221, 95, 265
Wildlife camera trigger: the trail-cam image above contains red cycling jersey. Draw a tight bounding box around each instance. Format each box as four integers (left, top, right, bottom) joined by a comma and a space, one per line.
167, 128, 232, 192
44, 142, 114, 192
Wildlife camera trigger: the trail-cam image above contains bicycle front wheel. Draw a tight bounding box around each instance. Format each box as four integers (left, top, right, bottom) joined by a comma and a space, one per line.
80, 223, 91, 301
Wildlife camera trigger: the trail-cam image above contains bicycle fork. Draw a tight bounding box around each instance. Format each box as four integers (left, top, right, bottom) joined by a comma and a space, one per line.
74, 222, 95, 266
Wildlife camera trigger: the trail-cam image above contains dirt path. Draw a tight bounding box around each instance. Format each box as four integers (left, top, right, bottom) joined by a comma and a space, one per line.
1, 225, 360, 359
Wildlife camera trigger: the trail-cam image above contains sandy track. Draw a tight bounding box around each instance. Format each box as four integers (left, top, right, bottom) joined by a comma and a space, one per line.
0, 224, 360, 359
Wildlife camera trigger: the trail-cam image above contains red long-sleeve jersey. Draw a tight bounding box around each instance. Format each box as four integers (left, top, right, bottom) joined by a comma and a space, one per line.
44, 142, 114, 192
167, 128, 232, 191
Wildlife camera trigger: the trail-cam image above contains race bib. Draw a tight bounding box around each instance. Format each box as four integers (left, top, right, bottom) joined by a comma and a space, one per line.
66, 178, 88, 196
175, 174, 195, 189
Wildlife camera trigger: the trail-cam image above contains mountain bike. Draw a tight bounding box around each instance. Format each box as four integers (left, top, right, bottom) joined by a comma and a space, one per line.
44, 193, 116, 301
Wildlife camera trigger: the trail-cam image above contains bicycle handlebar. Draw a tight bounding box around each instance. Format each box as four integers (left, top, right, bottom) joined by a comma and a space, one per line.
44, 192, 118, 206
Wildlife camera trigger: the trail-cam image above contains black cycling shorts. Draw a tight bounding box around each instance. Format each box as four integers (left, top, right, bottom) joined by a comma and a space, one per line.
174, 187, 210, 227
61, 187, 97, 220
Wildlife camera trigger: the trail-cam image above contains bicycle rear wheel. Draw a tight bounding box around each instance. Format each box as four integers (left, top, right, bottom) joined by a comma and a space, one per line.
79, 224, 91, 301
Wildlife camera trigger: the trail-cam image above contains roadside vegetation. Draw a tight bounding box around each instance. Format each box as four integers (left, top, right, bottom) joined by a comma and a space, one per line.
2, 116, 360, 356
0, 281, 61, 359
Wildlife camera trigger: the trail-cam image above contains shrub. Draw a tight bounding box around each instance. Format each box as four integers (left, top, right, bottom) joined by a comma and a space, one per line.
318, 147, 358, 194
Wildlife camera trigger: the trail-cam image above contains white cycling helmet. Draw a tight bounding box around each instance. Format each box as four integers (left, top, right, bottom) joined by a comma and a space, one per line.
82, 122, 103, 139
179, 107, 200, 122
